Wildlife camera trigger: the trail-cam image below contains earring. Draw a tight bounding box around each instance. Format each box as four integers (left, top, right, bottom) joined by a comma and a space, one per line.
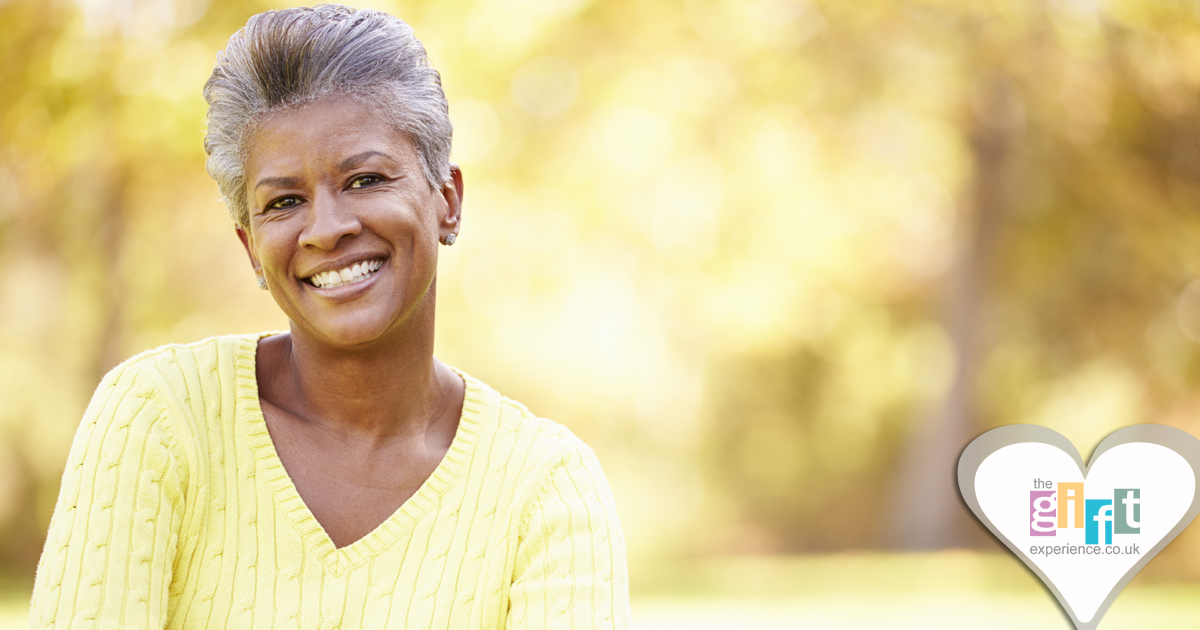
442, 233, 457, 246
257, 276, 268, 290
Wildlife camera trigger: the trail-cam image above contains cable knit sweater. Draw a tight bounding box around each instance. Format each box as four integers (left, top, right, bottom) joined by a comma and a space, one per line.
28, 333, 630, 629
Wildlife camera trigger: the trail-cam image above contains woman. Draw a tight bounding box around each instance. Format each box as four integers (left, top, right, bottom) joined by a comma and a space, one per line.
28, 5, 630, 629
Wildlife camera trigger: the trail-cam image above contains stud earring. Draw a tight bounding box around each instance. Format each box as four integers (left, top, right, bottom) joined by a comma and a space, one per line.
443, 233, 457, 246
257, 276, 268, 290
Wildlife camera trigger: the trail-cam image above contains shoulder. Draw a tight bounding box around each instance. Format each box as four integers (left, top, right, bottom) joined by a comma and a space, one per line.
105, 332, 271, 421
460, 370, 592, 457
65, 337, 260, 494
454, 368, 611, 499
83, 333, 246, 433
84, 333, 269, 466
114, 333, 263, 393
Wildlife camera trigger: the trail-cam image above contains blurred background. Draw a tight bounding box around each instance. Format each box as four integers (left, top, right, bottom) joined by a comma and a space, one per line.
6, 0, 1200, 626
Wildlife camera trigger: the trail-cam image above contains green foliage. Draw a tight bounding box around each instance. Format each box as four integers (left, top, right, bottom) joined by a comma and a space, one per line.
6, 0, 1200, 579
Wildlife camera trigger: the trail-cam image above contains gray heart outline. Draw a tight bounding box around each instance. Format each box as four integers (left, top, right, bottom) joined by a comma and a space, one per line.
957, 424, 1200, 630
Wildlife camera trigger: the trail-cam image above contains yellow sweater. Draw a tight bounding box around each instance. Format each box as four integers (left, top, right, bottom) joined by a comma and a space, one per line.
29, 334, 630, 629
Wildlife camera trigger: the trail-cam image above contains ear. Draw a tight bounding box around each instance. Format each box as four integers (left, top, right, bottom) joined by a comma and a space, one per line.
235, 224, 262, 274
438, 163, 464, 240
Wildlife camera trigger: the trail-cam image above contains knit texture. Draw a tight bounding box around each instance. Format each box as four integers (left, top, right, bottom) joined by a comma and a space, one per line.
30, 333, 630, 629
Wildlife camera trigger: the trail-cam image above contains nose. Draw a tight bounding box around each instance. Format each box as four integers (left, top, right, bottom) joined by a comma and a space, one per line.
298, 190, 361, 250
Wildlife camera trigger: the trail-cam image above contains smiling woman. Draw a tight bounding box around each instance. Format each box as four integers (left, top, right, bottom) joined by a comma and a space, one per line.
27, 5, 630, 630
240, 97, 455, 352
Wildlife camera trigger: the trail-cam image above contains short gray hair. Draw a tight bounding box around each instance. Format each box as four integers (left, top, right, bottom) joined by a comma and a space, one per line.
203, 4, 452, 227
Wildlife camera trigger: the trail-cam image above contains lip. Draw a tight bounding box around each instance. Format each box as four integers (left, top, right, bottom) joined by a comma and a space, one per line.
299, 254, 389, 281
303, 257, 387, 301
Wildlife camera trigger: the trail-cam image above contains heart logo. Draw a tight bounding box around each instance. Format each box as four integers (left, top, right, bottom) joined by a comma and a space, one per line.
958, 424, 1200, 630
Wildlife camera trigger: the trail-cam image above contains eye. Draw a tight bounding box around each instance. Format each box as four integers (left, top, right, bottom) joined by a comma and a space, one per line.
266, 196, 303, 211
348, 174, 384, 189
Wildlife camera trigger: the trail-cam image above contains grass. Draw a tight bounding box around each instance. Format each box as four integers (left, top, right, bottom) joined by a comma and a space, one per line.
0, 576, 26, 630
629, 551, 1200, 629
5, 552, 1200, 628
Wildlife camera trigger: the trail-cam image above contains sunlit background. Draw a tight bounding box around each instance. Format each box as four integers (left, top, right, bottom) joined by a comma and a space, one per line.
7, 0, 1200, 626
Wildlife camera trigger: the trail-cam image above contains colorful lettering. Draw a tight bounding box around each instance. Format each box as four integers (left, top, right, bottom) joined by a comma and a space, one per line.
1114, 489, 1140, 535
1058, 482, 1084, 529
1029, 490, 1057, 536
1086, 499, 1113, 545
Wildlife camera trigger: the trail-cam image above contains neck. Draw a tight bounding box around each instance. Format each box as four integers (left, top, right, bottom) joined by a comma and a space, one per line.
273, 291, 450, 443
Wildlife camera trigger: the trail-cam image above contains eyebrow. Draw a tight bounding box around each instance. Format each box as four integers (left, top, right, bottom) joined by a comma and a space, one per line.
254, 176, 301, 191
253, 151, 397, 192
338, 150, 394, 171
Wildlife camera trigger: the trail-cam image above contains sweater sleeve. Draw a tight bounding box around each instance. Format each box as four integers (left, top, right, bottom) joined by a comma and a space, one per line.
506, 444, 631, 630
29, 365, 188, 630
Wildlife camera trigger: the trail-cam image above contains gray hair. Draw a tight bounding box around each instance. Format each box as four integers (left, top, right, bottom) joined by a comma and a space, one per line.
203, 4, 452, 227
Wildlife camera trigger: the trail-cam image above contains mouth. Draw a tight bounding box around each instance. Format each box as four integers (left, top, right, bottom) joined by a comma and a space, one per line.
304, 258, 385, 289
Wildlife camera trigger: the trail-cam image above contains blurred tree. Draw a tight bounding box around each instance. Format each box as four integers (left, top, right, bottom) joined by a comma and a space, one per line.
892, 69, 1022, 549
700, 0, 1200, 562
7, 0, 1200, 583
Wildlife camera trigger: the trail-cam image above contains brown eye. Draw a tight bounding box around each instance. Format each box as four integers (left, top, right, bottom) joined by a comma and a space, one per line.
348, 174, 383, 189
267, 196, 302, 210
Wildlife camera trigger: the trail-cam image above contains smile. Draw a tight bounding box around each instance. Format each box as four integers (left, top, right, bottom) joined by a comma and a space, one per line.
305, 259, 384, 289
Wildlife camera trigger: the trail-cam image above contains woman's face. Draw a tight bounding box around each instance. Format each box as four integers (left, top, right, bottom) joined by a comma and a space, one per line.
238, 96, 462, 349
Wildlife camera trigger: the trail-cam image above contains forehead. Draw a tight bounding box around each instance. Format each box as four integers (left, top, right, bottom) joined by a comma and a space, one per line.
244, 96, 418, 176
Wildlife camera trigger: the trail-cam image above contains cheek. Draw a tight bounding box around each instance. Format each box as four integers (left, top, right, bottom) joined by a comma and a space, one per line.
404, 227, 439, 271
253, 230, 297, 271
404, 222, 441, 284
364, 196, 440, 244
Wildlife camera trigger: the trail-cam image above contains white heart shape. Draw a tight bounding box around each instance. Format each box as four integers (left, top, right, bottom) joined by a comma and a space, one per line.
958, 425, 1200, 630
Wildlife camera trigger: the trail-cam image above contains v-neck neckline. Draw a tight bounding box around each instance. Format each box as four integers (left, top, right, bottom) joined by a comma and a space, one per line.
232, 332, 487, 576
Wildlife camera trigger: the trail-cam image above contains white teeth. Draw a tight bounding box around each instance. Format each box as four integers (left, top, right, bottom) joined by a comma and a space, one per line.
308, 260, 383, 289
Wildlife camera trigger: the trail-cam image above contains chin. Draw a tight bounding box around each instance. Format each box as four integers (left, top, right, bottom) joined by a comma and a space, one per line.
281, 281, 433, 351
292, 314, 397, 350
